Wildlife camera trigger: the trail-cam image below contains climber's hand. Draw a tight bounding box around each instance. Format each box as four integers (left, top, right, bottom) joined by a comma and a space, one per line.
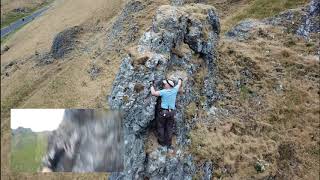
177, 78, 183, 93
177, 78, 183, 88
151, 81, 160, 96
151, 80, 155, 86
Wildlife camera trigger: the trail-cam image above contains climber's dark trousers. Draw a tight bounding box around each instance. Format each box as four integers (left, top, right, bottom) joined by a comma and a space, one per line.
156, 109, 175, 146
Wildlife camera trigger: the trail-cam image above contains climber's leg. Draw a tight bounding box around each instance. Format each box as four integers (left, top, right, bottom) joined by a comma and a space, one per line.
165, 111, 175, 146
156, 110, 166, 146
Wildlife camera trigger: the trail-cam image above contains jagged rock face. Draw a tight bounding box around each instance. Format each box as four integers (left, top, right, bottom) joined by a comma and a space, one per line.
296, 0, 320, 38
227, 0, 320, 40
225, 19, 264, 41
41, 109, 124, 172
109, 3, 220, 180
265, 0, 320, 38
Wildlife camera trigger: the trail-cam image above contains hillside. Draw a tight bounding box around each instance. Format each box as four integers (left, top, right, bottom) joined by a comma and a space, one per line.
1, 0, 126, 118
1, 0, 319, 179
190, 22, 319, 179
1, 0, 311, 115
106, 1, 319, 179
1, 0, 53, 28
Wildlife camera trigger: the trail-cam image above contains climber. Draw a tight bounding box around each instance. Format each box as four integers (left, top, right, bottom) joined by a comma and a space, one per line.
151, 78, 183, 149
41, 143, 68, 172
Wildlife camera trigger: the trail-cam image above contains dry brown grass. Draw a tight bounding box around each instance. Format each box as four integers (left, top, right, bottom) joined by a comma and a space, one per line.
1, 0, 126, 116
1, 0, 123, 65
1, 0, 127, 178
1, 0, 48, 16
127, 46, 152, 67
190, 24, 319, 179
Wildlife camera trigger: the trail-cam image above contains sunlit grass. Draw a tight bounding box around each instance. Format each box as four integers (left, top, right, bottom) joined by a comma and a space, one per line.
11, 132, 48, 172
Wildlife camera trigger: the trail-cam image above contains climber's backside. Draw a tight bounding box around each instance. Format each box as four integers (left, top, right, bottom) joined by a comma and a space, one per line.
151, 78, 183, 149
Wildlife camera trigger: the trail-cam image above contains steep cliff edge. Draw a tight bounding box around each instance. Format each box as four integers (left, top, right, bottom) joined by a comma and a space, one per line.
109, 3, 220, 179
108, 0, 319, 179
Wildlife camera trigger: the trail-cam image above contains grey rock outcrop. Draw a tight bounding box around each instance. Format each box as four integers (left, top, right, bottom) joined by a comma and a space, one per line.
265, 0, 320, 38
202, 161, 214, 180
109, 3, 220, 179
296, 0, 320, 38
227, 0, 320, 40
225, 19, 264, 41
51, 26, 83, 59
41, 109, 124, 172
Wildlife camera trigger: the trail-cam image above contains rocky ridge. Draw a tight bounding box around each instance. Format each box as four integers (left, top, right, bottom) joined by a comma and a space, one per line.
108, 3, 220, 179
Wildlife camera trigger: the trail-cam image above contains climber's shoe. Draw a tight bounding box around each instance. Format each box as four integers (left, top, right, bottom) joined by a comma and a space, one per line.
157, 139, 166, 147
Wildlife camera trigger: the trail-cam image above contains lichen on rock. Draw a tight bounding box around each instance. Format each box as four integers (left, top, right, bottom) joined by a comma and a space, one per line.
108, 3, 220, 179
226, 0, 320, 41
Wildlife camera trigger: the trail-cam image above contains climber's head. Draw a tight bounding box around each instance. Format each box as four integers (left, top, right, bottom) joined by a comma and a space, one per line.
162, 79, 174, 89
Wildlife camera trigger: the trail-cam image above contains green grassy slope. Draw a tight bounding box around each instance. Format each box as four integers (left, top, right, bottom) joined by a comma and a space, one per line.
1, 0, 54, 28
11, 130, 48, 172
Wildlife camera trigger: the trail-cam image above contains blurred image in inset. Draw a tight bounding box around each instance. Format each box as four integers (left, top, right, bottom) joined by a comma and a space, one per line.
11, 109, 124, 172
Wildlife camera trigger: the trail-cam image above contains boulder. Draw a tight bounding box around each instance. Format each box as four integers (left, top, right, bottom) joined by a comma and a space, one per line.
296, 0, 320, 38
50, 26, 83, 59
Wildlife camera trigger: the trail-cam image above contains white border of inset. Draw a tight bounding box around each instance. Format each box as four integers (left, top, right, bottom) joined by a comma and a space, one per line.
11, 109, 65, 132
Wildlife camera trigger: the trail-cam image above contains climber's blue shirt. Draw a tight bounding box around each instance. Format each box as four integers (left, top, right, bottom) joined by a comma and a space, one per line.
159, 85, 179, 110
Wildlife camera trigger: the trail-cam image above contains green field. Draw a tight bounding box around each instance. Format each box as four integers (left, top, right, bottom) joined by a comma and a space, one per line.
1, 0, 54, 29
1, 11, 30, 29
11, 130, 48, 172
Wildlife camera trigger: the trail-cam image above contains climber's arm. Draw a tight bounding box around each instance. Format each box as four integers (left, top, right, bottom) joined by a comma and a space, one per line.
151, 85, 160, 96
